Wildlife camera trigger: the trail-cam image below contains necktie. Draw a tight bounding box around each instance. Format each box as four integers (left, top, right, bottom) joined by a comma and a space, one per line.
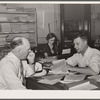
20, 61, 26, 86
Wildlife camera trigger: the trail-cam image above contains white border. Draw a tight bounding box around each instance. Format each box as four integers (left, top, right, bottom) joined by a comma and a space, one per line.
0, 1, 100, 4
0, 1, 100, 99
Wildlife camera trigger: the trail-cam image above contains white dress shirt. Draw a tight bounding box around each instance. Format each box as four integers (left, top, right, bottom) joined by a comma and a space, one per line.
66, 47, 100, 74
0, 52, 34, 90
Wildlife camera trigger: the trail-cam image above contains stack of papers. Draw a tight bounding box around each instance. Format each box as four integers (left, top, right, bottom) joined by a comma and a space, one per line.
88, 75, 100, 82
38, 79, 60, 85
11, 23, 21, 33
0, 17, 8, 21
42, 74, 65, 80
1, 23, 11, 32
69, 81, 98, 90
27, 23, 36, 31
0, 5, 7, 12
51, 59, 67, 74
20, 23, 28, 32
40, 57, 57, 63
38, 74, 65, 85
19, 15, 28, 22
63, 74, 86, 82
28, 15, 35, 22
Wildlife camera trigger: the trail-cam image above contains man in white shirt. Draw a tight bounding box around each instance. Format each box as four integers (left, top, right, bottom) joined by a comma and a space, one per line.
62, 32, 100, 75
0, 37, 36, 90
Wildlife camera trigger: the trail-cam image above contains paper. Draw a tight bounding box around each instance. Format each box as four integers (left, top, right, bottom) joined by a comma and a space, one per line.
11, 23, 21, 33
88, 75, 100, 82
0, 17, 8, 21
69, 81, 98, 90
40, 57, 57, 63
19, 15, 28, 22
42, 74, 65, 80
63, 74, 86, 82
51, 59, 67, 74
21, 23, 28, 31
38, 79, 60, 85
62, 48, 71, 54
1, 23, 11, 32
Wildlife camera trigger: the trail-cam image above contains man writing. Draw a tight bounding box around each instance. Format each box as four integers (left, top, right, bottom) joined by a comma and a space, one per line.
62, 32, 100, 75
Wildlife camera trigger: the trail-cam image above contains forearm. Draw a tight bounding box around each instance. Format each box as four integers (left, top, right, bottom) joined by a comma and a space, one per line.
69, 66, 98, 75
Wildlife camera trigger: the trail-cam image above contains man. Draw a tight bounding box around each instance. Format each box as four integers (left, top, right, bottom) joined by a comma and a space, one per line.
0, 37, 36, 90
62, 32, 100, 75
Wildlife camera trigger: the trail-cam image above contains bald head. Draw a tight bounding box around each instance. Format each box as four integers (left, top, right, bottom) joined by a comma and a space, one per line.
10, 37, 30, 50
10, 37, 31, 60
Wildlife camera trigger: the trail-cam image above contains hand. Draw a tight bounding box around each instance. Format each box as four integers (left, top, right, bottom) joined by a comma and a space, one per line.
35, 62, 42, 72
62, 65, 73, 72
62, 65, 69, 72
27, 51, 35, 64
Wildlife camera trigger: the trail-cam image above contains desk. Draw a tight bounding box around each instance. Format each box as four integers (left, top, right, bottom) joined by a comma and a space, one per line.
26, 77, 68, 90
26, 76, 100, 90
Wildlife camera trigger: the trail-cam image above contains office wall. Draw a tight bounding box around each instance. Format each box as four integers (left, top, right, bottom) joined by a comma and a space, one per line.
91, 4, 100, 40
64, 4, 84, 20
2, 4, 60, 45
19, 4, 60, 44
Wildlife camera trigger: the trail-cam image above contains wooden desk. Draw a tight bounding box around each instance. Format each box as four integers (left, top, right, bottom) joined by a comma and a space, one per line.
26, 76, 100, 90
26, 77, 68, 90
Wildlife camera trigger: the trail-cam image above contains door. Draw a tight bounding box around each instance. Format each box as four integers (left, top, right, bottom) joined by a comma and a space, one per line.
60, 4, 91, 53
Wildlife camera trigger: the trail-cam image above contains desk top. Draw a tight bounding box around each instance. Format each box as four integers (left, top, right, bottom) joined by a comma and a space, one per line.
26, 74, 100, 90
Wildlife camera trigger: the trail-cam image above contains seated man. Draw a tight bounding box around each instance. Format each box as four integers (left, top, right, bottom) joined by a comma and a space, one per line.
0, 37, 38, 90
62, 32, 100, 75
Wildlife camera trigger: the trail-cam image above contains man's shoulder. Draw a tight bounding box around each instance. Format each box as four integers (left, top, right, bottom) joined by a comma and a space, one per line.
88, 47, 100, 56
90, 47, 100, 53
70, 53, 81, 59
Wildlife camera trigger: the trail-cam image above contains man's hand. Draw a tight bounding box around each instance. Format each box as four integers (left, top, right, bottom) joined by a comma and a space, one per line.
62, 64, 73, 72
27, 51, 35, 64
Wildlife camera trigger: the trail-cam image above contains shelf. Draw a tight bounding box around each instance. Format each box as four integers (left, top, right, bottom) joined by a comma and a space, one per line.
0, 31, 35, 34
0, 12, 36, 14
0, 5, 37, 47
0, 21, 36, 23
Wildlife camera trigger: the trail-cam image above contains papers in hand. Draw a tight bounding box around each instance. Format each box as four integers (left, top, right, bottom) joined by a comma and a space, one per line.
51, 59, 67, 74
63, 74, 86, 82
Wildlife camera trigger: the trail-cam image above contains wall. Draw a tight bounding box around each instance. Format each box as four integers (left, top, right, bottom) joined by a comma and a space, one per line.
64, 4, 84, 20
2, 4, 60, 45
18, 4, 60, 44
91, 4, 100, 41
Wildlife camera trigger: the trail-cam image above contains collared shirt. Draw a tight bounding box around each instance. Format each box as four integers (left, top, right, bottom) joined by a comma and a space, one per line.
66, 47, 100, 74
0, 52, 34, 90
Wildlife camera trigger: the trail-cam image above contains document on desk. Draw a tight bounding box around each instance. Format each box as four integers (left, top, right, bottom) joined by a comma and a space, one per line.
63, 74, 86, 82
88, 75, 100, 82
38, 79, 60, 85
40, 57, 57, 63
38, 74, 65, 85
69, 81, 98, 90
42, 74, 65, 80
51, 59, 67, 74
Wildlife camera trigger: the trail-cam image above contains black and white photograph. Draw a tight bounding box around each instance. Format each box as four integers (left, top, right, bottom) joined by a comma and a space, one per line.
0, 1, 100, 99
